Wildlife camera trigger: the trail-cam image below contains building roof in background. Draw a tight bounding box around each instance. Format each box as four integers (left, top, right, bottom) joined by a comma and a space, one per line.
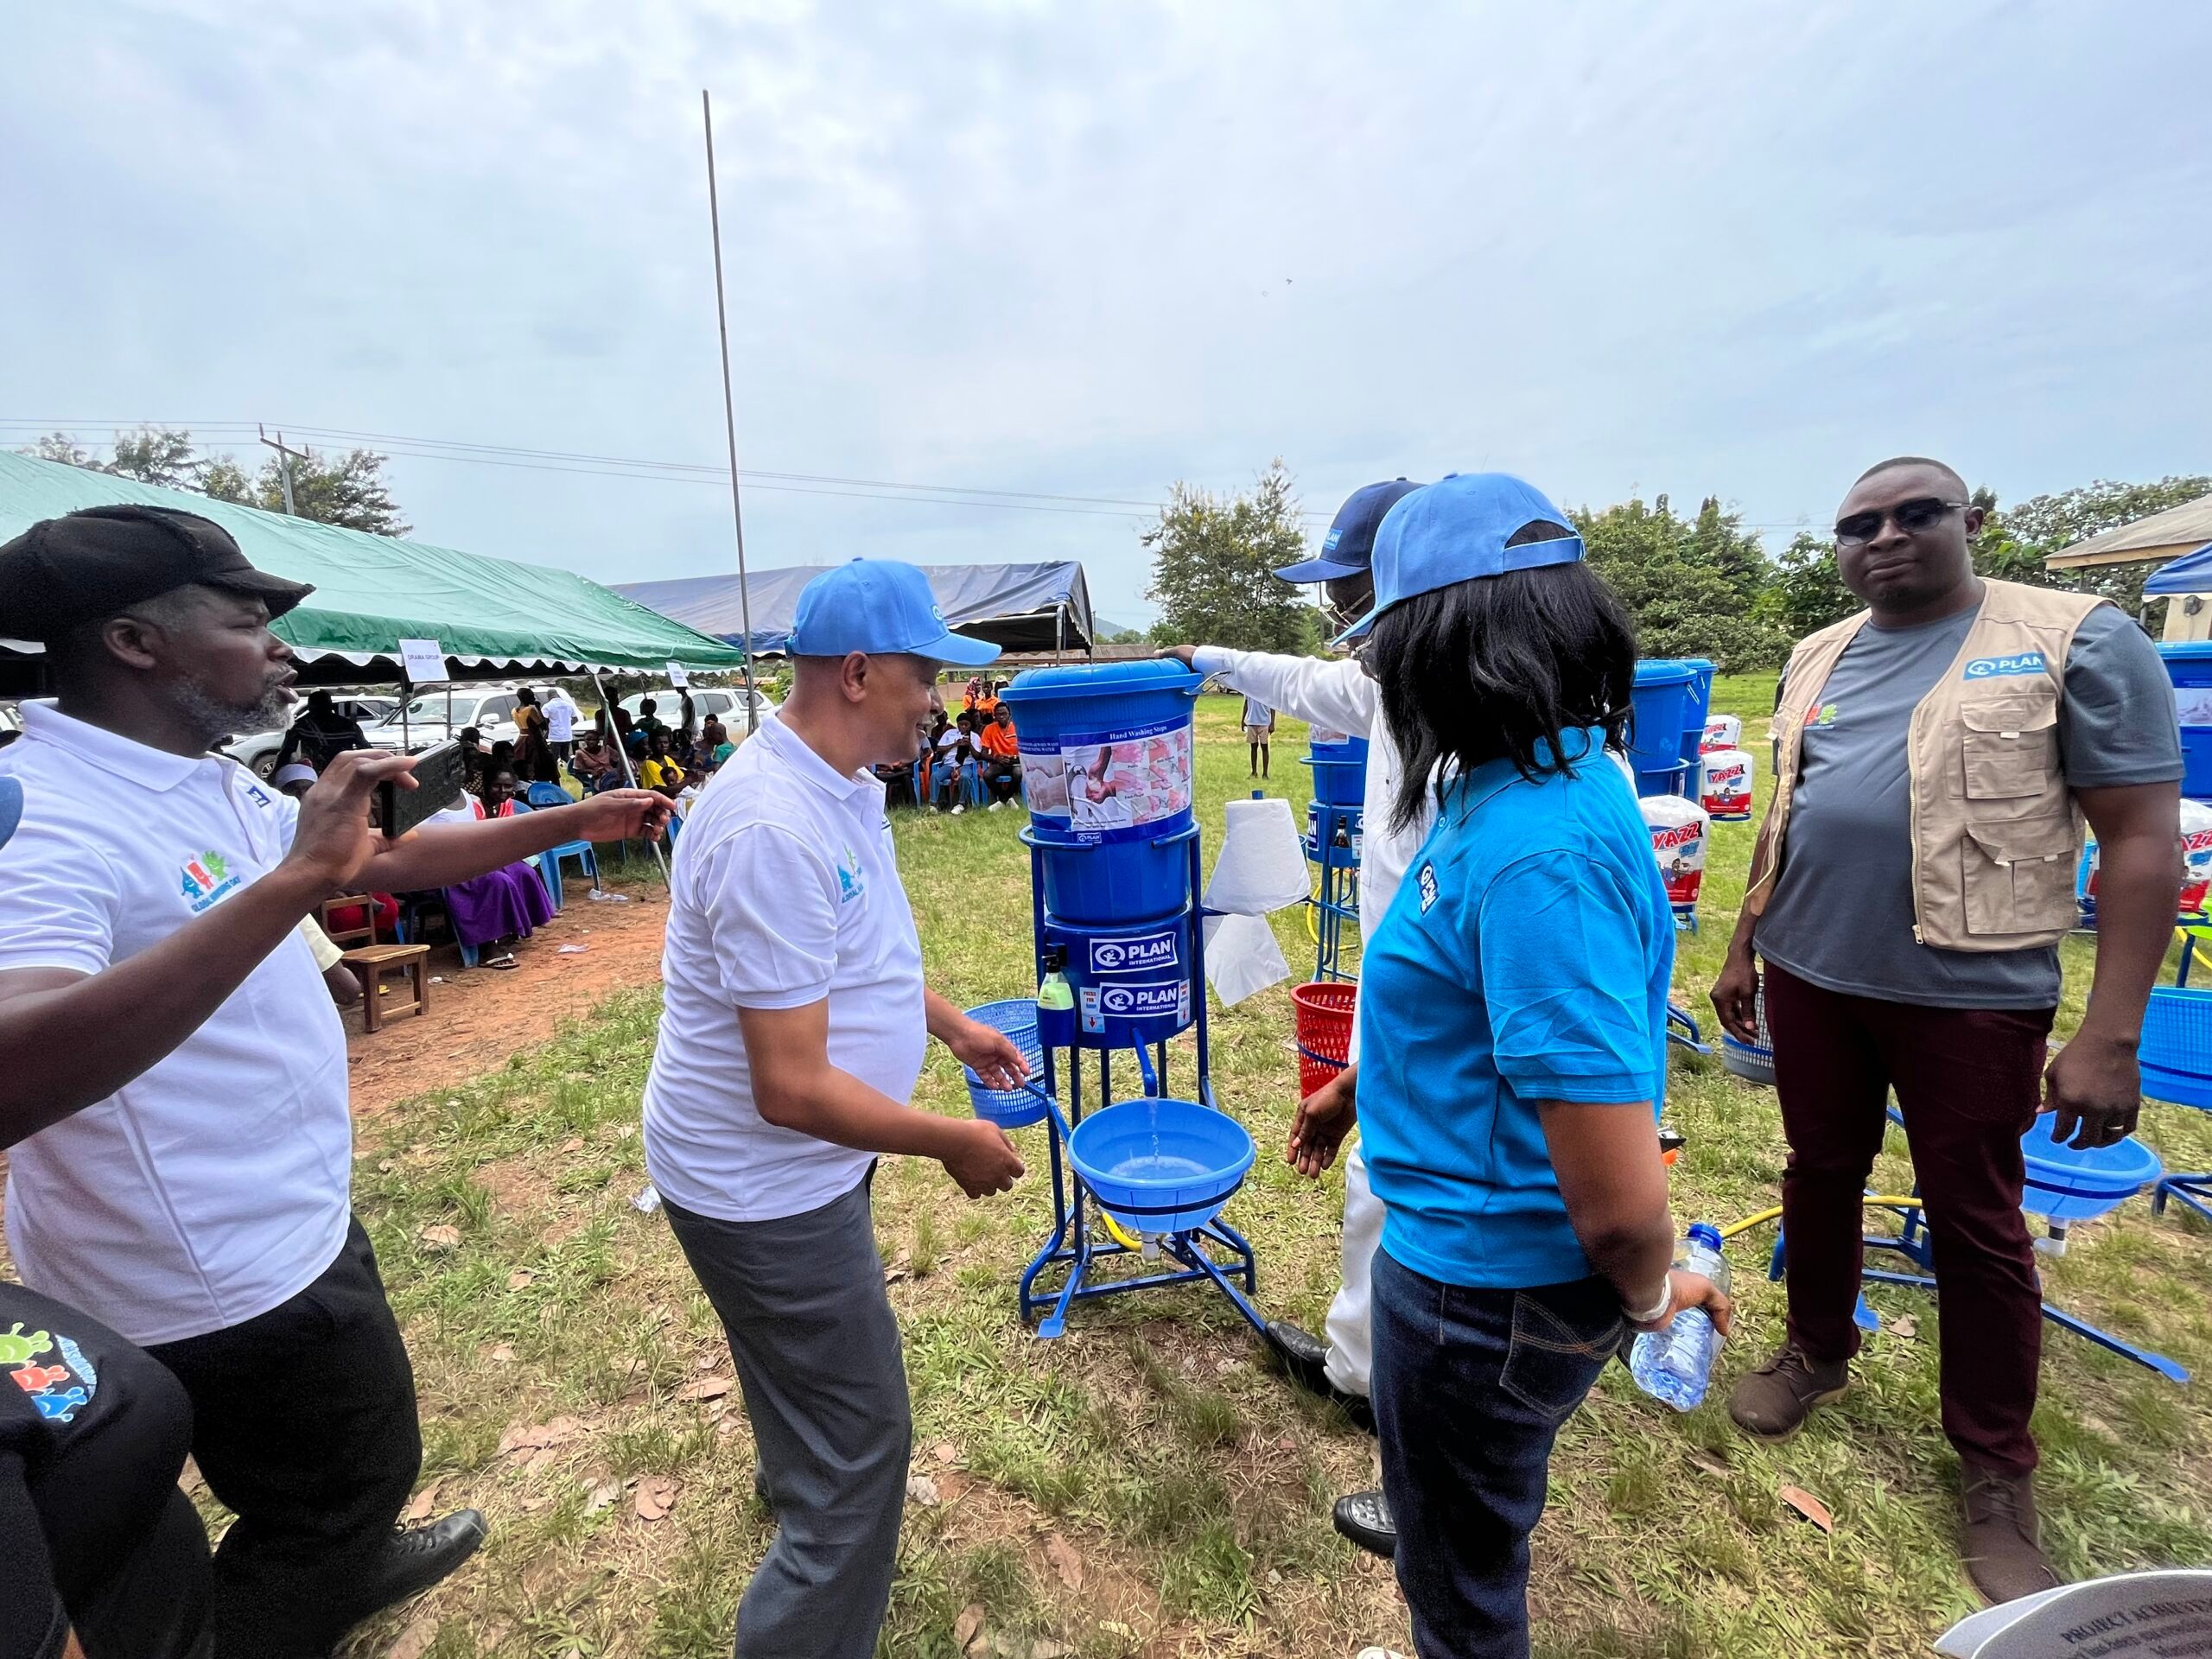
2044, 492, 2212, 570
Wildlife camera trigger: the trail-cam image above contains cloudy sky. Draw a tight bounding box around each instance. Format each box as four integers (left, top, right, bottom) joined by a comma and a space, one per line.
5, 2, 2208, 626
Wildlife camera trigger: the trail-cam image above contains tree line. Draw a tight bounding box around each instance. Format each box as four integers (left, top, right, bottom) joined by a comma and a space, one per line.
1148, 465, 2211, 667
20, 426, 411, 538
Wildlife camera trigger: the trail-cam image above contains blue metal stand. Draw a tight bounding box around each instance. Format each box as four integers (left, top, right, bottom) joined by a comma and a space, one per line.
1307, 800, 1361, 983
1014, 833, 1266, 1340
1765, 1195, 2189, 1384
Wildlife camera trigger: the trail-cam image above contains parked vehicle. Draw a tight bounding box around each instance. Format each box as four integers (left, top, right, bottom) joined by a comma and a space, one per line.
359, 684, 562, 752
617, 683, 776, 731
219, 694, 400, 778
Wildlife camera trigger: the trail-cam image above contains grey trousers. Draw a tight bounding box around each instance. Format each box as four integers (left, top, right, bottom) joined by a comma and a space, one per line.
663, 1172, 911, 1659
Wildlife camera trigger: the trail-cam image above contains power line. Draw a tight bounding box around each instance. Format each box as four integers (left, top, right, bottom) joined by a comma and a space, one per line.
0, 417, 1306, 518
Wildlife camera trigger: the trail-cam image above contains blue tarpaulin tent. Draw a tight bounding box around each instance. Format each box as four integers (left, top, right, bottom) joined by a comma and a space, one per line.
615, 562, 1096, 656
2139, 544, 2212, 594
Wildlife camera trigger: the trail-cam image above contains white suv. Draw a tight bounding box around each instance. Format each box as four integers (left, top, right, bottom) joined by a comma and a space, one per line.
361, 685, 563, 752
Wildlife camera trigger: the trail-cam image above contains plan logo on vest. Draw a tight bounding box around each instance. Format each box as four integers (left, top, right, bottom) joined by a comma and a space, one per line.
1090, 930, 1178, 973
1803, 702, 1840, 728
180, 850, 242, 913
1962, 652, 2047, 680
1417, 861, 1440, 913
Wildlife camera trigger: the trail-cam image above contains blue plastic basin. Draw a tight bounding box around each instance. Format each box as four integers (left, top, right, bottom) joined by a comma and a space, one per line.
1066, 1097, 1255, 1233
1001, 661, 1204, 926
2018, 1119, 2164, 1222
1302, 734, 1370, 806
961, 999, 1049, 1128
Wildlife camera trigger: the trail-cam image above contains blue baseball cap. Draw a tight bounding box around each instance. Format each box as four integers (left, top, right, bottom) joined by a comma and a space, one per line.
788, 559, 1002, 666
1274, 478, 1422, 583
1335, 473, 1584, 643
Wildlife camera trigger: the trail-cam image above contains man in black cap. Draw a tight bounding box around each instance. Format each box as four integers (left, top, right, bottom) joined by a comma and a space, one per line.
0, 505, 673, 1657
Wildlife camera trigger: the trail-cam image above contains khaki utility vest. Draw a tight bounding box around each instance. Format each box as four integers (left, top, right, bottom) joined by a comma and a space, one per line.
1745, 579, 2108, 952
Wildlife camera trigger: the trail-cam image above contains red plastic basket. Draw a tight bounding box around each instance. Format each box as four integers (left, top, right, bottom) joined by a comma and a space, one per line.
1291, 982, 1358, 1098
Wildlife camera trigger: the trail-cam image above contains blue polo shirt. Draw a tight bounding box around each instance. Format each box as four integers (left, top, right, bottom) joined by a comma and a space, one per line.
1357, 731, 1675, 1290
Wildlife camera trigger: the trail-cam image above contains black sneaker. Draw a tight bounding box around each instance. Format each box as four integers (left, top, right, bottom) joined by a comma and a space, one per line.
1262, 1320, 1375, 1433
1332, 1490, 1395, 1560
366, 1509, 486, 1615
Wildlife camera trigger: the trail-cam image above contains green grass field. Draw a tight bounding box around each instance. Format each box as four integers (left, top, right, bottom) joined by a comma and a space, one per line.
339, 686, 2212, 1659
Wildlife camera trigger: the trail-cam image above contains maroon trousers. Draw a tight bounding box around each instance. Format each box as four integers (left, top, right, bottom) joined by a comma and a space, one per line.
1762, 961, 2053, 1476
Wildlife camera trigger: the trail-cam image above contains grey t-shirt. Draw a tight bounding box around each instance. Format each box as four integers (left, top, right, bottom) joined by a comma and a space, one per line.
1756, 602, 2181, 1008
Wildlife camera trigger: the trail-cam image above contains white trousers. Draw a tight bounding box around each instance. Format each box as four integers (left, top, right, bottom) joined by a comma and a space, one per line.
1322, 1140, 1382, 1397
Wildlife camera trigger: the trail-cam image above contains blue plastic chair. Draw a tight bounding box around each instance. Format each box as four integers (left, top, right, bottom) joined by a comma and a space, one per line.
524, 782, 571, 810
2140, 985, 2212, 1225
396, 893, 480, 969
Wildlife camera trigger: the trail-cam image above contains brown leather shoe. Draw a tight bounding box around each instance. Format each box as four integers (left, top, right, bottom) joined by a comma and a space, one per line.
1961, 1464, 2062, 1605
1726, 1344, 1849, 1440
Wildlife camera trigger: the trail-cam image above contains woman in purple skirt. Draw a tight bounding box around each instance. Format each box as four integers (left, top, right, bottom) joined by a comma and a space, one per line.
440, 769, 556, 968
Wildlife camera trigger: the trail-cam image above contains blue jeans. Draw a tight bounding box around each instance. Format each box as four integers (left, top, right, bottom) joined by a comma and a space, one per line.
1370, 1248, 1623, 1659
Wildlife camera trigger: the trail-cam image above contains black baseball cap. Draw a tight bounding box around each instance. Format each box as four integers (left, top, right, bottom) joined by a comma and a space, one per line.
1274, 478, 1423, 583
0, 505, 315, 641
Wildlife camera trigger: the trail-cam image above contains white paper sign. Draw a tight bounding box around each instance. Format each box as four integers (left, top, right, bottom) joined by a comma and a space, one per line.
398, 638, 448, 685
666, 660, 690, 689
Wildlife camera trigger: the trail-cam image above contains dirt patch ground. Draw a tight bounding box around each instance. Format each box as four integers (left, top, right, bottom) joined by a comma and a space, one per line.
342, 886, 669, 1121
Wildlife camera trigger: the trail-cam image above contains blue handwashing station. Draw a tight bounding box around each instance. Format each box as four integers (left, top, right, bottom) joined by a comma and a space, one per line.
963, 660, 1268, 1340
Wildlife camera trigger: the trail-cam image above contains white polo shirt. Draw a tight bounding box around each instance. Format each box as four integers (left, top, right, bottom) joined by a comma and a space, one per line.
0, 702, 352, 1346
546, 696, 577, 743
643, 713, 925, 1223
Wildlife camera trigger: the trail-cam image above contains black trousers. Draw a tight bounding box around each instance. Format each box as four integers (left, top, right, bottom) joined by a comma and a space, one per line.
148, 1216, 422, 1659
3, 1281, 213, 1659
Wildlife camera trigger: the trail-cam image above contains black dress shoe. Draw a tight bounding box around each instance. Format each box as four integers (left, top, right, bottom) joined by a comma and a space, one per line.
1332, 1489, 1395, 1560
367, 1509, 486, 1614
1262, 1320, 1376, 1433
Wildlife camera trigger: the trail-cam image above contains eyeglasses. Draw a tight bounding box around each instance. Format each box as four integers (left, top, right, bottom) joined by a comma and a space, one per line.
1833, 497, 1966, 548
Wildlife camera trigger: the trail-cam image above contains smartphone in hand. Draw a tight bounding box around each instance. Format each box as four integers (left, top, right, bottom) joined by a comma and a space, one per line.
378, 740, 468, 839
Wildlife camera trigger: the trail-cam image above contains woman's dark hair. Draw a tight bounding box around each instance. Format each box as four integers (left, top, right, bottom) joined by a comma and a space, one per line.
1368, 537, 1637, 836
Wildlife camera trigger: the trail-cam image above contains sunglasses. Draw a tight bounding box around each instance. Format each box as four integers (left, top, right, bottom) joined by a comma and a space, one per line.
1833, 497, 1966, 548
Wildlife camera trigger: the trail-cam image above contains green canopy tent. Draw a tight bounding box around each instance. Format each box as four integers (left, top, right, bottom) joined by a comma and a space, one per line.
0, 450, 750, 694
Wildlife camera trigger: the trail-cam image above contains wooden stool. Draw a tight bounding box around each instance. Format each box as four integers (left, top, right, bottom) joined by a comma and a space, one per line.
343, 943, 432, 1033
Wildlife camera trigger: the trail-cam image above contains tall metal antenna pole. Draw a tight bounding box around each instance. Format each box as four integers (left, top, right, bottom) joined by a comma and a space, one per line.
702, 89, 760, 734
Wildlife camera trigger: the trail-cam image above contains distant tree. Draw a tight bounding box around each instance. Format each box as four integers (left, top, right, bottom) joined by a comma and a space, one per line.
203, 445, 411, 537
1144, 461, 1312, 653
1769, 531, 1858, 636
105, 426, 204, 488
1991, 474, 2212, 612
17, 425, 412, 537
1573, 493, 1789, 670
21, 432, 98, 468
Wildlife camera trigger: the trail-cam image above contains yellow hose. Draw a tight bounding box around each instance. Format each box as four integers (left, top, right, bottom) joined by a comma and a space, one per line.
1098, 1210, 1144, 1250
1717, 1197, 1924, 1241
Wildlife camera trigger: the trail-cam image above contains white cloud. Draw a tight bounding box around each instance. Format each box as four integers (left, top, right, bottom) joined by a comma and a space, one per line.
3, 0, 2207, 623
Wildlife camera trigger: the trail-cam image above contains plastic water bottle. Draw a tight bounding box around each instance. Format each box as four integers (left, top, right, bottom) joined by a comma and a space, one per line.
1630, 1223, 1730, 1411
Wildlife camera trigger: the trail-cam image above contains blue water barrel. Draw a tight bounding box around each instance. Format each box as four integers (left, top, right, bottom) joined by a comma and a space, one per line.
2158, 643, 2212, 801
1676, 658, 1717, 772
1001, 660, 1205, 926
1629, 660, 1699, 797
1302, 734, 1370, 806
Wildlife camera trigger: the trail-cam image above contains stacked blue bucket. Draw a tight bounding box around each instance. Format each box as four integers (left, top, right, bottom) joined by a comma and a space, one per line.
2158, 642, 2212, 802
999, 660, 1207, 1052
1628, 658, 1716, 798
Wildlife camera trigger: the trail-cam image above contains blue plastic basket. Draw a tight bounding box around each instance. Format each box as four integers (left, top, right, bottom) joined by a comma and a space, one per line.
2139, 985, 2212, 1110
2019, 1119, 2164, 1222
961, 1000, 1049, 1128
1066, 1097, 1255, 1232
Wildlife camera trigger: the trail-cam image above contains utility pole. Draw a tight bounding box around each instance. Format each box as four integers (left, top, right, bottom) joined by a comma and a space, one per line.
257, 423, 307, 517
701, 89, 760, 733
